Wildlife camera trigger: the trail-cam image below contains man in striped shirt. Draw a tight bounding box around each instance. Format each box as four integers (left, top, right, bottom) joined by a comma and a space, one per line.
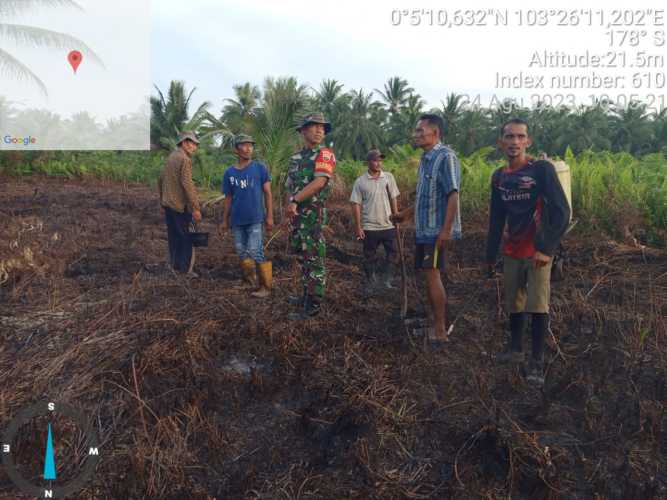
392, 114, 461, 347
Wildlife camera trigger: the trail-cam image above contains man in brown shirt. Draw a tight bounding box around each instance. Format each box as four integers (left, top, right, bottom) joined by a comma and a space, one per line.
158, 131, 201, 274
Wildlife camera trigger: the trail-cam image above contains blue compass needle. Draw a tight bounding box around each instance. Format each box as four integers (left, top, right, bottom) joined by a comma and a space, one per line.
43, 423, 56, 480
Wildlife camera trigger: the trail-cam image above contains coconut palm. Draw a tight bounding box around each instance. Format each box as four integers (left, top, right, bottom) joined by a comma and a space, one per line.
375, 76, 414, 115
529, 105, 572, 156
650, 108, 667, 153
150, 81, 213, 150
611, 102, 654, 155
0, 0, 104, 97
561, 103, 612, 153
439, 93, 464, 143
333, 89, 385, 160
314, 79, 344, 113
222, 82, 261, 134
313, 79, 351, 134
251, 77, 310, 195
457, 108, 491, 156
398, 93, 425, 140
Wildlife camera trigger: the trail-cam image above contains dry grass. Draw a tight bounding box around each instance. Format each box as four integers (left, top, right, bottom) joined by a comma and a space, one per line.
0, 176, 665, 499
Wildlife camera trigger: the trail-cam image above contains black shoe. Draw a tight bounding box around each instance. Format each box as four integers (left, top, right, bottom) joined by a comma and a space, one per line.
305, 296, 321, 317
288, 295, 321, 320
287, 290, 306, 306
526, 358, 545, 386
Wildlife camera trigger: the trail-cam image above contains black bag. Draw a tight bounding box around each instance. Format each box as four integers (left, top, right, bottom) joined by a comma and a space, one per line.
189, 223, 209, 247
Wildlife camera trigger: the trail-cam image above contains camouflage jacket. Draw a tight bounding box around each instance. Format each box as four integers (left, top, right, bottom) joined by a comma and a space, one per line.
285, 146, 336, 220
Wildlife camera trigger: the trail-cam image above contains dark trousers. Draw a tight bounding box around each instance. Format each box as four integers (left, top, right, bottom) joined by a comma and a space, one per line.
362, 229, 396, 277
164, 207, 193, 273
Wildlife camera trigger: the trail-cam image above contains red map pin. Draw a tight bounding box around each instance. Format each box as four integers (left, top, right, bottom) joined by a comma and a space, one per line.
67, 50, 83, 73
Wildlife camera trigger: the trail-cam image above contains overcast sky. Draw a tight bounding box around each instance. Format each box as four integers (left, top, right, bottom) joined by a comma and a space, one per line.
2, 0, 664, 121
151, 0, 666, 115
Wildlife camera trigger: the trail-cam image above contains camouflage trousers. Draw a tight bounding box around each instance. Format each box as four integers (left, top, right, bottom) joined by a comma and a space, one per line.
291, 225, 326, 299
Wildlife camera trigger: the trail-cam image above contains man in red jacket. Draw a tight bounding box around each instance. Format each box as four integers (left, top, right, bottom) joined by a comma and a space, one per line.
485, 119, 570, 387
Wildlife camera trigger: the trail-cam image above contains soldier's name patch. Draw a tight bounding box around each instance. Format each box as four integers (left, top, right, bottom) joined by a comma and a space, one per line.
315, 162, 334, 175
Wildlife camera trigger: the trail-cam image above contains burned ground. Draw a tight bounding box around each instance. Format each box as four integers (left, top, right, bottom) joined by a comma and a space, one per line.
1, 177, 665, 499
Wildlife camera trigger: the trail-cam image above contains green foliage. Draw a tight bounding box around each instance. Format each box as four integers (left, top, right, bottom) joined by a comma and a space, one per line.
337, 147, 666, 246
569, 150, 667, 245
150, 81, 221, 149
5, 148, 665, 247
0, 150, 231, 192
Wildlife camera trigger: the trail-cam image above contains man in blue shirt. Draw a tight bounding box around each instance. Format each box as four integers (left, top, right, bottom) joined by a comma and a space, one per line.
392, 114, 461, 348
222, 134, 274, 298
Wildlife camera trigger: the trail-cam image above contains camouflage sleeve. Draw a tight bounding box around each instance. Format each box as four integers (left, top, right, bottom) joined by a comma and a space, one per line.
180, 157, 200, 212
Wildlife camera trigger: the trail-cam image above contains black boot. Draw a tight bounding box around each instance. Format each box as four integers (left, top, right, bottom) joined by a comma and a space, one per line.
287, 288, 307, 306
530, 313, 548, 362
497, 313, 526, 364
526, 313, 548, 386
304, 295, 321, 317
288, 294, 321, 320
381, 265, 395, 290
362, 261, 377, 296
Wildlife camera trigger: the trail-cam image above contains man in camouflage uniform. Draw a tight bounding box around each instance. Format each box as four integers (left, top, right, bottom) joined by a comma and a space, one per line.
285, 113, 336, 319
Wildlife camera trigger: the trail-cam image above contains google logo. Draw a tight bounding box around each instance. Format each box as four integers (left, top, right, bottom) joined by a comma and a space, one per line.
3, 135, 37, 146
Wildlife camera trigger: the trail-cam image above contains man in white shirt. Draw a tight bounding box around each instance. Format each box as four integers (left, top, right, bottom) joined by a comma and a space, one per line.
350, 149, 400, 295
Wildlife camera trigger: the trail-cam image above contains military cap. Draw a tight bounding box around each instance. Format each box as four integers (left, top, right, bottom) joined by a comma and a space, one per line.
297, 112, 332, 134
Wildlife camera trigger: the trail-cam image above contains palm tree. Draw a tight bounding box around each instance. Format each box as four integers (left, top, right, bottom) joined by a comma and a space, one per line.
611, 102, 654, 155
251, 77, 310, 195
0, 0, 104, 97
529, 104, 572, 156
313, 79, 350, 137
375, 76, 414, 115
375, 77, 417, 146
222, 82, 260, 134
563, 103, 612, 153
439, 93, 464, 143
457, 108, 491, 156
313, 79, 344, 115
650, 108, 667, 153
333, 89, 385, 160
399, 93, 425, 139
150, 81, 213, 149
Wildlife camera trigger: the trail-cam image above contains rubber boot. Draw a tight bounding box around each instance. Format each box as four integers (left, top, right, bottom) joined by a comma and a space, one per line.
527, 313, 548, 386
304, 295, 321, 317
288, 294, 321, 320
241, 258, 257, 287
497, 313, 527, 364
288, 287, 306, 306
362, 261, 377, 297
251, 261, 272, 298
381, 264, 395, 290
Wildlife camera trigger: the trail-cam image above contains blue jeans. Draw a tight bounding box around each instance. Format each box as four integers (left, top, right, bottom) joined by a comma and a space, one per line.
232, 223, 265, 262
